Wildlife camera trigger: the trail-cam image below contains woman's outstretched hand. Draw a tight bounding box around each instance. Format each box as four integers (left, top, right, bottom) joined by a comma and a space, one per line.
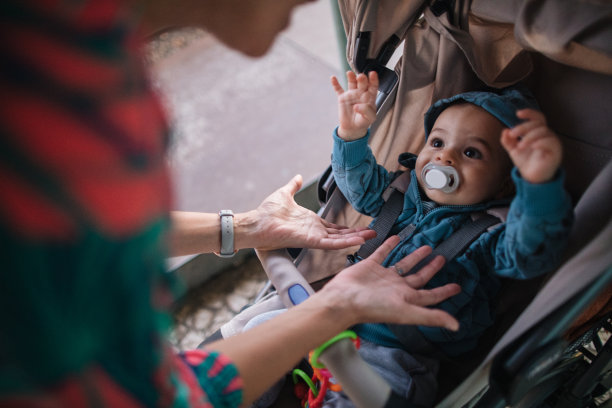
320, 235, 461, 331
243, 174, 376, 250
168, 175, 375, 257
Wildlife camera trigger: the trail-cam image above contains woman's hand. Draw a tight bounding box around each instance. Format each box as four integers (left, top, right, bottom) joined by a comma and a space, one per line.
320, 235, 461, 331
210, 236, 459, 405
168, 175, 374, 257
238, 174, 376, 250
331, 71, 379, 141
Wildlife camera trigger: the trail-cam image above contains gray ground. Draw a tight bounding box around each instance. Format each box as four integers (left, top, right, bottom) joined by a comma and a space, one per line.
169, 257, 267, 350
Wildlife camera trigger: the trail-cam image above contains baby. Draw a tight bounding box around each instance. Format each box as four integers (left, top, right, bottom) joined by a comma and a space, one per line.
326, 71, 573, 406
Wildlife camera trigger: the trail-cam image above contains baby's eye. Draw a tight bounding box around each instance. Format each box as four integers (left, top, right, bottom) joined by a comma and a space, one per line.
464, 147, 482, 159
431, 138, 443, 148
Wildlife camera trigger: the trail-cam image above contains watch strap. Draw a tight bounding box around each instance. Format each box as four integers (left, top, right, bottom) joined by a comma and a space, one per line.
218, 210, 235, 257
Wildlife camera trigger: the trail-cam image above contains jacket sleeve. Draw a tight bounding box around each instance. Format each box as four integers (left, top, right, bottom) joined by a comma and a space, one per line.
177, 349, 243, 407
331, 128, 393, 217
492, 168, 574, 279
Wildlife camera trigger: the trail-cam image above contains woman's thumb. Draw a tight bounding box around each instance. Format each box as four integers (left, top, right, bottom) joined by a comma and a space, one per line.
284, 174, 303, 196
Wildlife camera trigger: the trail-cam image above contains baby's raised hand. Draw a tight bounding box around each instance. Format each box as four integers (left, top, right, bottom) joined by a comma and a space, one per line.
501, 109, 562, 184
331, 70, 379, 141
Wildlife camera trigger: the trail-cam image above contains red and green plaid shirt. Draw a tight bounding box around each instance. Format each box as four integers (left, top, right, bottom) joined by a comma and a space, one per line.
0, 1, 242, 406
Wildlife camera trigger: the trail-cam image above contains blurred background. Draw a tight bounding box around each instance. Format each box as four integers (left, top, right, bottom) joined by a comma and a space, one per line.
145, 1, 347, 350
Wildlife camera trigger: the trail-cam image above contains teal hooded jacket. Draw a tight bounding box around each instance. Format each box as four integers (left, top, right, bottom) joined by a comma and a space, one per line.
332, 129, 573, 356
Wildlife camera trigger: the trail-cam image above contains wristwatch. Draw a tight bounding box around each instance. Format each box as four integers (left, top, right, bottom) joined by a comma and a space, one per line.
218, 210, 236, 257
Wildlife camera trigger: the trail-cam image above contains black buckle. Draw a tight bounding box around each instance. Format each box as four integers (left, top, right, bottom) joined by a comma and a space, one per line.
346, 253, 363, 266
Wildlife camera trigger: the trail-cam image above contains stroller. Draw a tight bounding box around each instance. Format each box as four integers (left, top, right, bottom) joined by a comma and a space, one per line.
216, 1, 612, 406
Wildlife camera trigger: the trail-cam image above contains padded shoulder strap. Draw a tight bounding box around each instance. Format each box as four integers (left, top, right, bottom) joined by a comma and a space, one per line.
397, 213, 500, 277
388, 213, 500, 349
355, 171, 412, 260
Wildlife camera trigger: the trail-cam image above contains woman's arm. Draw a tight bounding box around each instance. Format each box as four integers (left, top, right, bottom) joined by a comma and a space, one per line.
167, 175, 376, 256
208, 237, 461, 405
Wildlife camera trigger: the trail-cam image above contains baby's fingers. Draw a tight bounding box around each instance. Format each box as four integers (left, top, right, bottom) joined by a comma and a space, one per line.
367, 71, 379, 96
357, 72, 369, 92
509, 109, 546, 138
516, 108, 546, 124
509, 120, 540, 140
346, 71, 358, 90
330, 76, 345, 95
501, 128, 521, 152
505, 126, 553, 153
354, 102, 377, 123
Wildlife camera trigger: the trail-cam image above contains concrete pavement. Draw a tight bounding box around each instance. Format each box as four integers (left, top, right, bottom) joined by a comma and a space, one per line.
149, 1, 344, 274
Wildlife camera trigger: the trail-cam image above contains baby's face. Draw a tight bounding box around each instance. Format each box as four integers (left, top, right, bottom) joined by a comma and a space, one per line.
415, 104, 512, 206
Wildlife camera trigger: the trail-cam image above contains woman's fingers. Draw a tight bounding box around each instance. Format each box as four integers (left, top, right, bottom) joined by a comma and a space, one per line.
315, 228, 376, 248
390, 245, 434, 275
397, 305, 460, 331
366, 235, 401, 264
397, 254, 445, 289
407, 282, 461, 307
279, 174, 303, 197
325, 239, 461, 331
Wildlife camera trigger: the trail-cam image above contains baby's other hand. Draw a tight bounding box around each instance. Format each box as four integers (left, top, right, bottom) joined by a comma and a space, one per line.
501, 109, 562, 184
331, 71, 378, 141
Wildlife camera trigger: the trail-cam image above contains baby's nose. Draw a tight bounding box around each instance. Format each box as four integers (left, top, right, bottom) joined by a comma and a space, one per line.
436, 150, 456, 165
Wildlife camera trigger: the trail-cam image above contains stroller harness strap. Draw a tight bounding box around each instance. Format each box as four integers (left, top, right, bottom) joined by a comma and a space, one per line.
388, 213, 501, 354
355, 171, 412, 260
398, 213, 500, 277
351, 168, 501, 271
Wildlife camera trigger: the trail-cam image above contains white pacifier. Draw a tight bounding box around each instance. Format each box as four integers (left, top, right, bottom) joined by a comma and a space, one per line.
422, 163, 460, 193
